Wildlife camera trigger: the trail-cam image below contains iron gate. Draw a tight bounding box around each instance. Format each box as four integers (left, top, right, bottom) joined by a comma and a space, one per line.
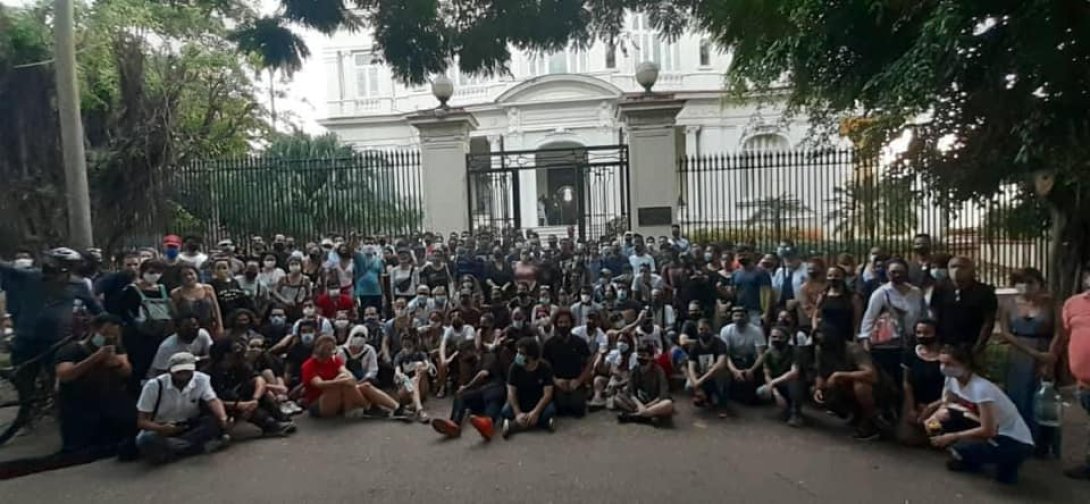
466, 144, 630, 241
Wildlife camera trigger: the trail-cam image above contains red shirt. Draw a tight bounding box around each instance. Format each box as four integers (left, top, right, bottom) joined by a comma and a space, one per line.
301, 355, 344, 405
315, 293, 355, 318
1062, 294, 1090, 386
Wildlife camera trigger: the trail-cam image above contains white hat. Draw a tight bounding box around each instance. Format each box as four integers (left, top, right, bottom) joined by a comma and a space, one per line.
167, 352, 197, 373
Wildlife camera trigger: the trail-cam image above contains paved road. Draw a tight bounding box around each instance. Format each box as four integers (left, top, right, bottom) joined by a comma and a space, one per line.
0, 399, 1086, 503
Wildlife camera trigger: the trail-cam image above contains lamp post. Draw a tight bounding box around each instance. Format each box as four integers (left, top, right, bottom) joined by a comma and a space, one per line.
635, 61, 660, 94
431, 74, 454, 109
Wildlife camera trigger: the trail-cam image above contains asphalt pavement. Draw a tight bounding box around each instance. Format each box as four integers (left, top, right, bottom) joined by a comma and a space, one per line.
1, 397, 1086, 503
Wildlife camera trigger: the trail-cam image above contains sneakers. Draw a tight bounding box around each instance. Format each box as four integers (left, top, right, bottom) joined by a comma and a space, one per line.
617, 413, 635, 424
852, 424, 880, 441
501, 418, 513, 439
546, 417, 556, 432
202, 434, 231, 454
786, 413, 804, 428
588, 396, 608, 410
415, 410, 431, 424
262, 421, 296, 437
1063, 464, 1090, 480
431, 418, 461, 438
469, 415, 495, 441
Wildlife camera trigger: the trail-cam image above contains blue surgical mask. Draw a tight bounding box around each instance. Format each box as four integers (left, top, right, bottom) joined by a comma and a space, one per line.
270, 316, 286, 327
617, 342, 630, 353
301, 332, 316, 345
514, 353, 527, 367
164, 248, 180, 260
930, 268, 948, 281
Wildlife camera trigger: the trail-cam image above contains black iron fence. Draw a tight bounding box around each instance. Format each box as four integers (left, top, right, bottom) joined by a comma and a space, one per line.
677, 149, 1051, 286
127, 151, 424, 247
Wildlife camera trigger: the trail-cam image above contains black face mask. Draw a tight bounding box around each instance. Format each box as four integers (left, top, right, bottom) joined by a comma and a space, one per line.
771, 340, 787, 350
274, 243, 285, 251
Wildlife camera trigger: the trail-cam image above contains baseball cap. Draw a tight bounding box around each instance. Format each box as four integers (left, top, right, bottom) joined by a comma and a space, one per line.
163, 234, 183, 248
167, 352, 197, 373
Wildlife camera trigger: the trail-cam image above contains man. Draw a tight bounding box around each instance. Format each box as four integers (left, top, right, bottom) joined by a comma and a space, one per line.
908, 233, 933, 287
813, 329, 889, 441
159, 234, 185, 291
54, 314, 136, 456
353, 240, 386, 315
135, 352, 230, 464
541, 309, 592, 417
206, 339, 295, 438
729, 251, 773, 326
94, 252, 142, 316
1057, 270, 1090, 480
149, 314, 214, 378
719, 306, 768, 405
772, 241, 807, 309
407, 285, 436, 327
631, 263, 665, 304
669, 224, 691, 254
501, 337, 557, 438
616, 343, 674, 426
930, 257, 997, 352
603, 245, 627, 279
431, 339, 504, 440
628, 241, 656, 275
572, 310, 608, 354
686, 319, 729, 415
569, 285, 602, 326
178, 236, 208, 271
315, 273, 356, 319
757, 325, 804, 427
437, 307, 476, 397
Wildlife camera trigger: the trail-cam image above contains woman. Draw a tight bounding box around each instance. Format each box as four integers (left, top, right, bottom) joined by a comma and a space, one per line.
331, 311, 354, 345
421, 249, 453, 292
812, 265, 862, 348
900, 319, 944, 445
206, 338, 295, 437
330, 243, 356, 296
243, 335, 299, 415
923, 345, 1035, 484
224, 308, 263, 343
393, 335, 432, 421
997, 267, 1055, 437
513, 250, 539, 291
591, 332, 637, 409
257, 253, 286, 291
531, 286, 558, 325
274, 256, 311, 319
302, 246, 325, 285
484, 247, 515, 302
337, 327, 380, 386
171, 263, 224, 338
797, 258, 827, 332
388, 249, 420, 301
119, 259, 175, 389
301, 335, 404, 419
203, 259, 249, 333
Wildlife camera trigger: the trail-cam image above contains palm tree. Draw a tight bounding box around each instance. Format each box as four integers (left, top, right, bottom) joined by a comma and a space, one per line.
826, 174, 920, 241
228, 17, 311, 130
736, 193, 812, 242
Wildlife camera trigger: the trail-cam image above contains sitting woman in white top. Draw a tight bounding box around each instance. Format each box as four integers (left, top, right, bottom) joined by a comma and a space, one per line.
922, 344, 1034, 485
338, 326, 379, 385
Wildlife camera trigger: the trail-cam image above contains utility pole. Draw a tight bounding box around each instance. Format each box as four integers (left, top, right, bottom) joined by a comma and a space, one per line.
54, 0, 94, 249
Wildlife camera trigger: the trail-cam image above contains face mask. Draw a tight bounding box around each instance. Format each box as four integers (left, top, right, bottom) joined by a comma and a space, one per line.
512, 320, 525, 329
939, 364, 966, 378
90, 333, 107, 348
289, 264, 301, 273
264, 260, 277, 268
539, 296, 550, 305
734, 318, 747, 327
435, 295, 447, 304
704, 253, 713, 262
417, 294, 427, 302
580, 294, 592, 304
617, 342, 630, 353
1014, 283, 1029, 295
164, 248, 180, 260
698, 331, 712, 341
270, 315, 286, 327
300, 332, 316, 345
143, 272, 162, 284
514, 354, 527, 367
771, 339, 786, 350
327, 288, 340, 297
916, 338, 936, 347
13, 258, 33, 268
618, 291, 628, 300
245, 270, 258, 279
302, 307, 316, 317
334, 320, 350, 329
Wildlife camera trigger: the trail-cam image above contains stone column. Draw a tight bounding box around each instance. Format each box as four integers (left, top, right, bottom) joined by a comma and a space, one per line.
617, 95, 686, 237
406, 109, 479, 235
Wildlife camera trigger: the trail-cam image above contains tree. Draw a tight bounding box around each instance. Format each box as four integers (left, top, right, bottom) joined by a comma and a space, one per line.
260, 1, 1088, 296
827, 174, 921, 241
736, 193, 811, 243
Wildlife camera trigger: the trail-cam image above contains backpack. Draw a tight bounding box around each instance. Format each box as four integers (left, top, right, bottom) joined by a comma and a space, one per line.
134, 285, 173, 335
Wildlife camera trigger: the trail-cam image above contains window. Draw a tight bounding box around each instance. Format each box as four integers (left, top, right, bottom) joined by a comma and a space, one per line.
605, 45, 616, 69
528, 50, 588, 76
699, 41, 711, 67
631, 14, 679, 71
353, 53, 380, 97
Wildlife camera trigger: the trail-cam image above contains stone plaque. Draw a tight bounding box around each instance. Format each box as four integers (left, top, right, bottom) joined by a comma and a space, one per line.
637, 207, 673, 226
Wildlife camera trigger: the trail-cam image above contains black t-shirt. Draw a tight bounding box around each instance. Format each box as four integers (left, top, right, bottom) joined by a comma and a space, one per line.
460, 352, 504, 389
94, 271, 136, 317
930, 282, 998, 347
507, 361, 555, 412
689, 336, 727, 375
54, 341, 129, 406
210, 277, 253, 317
542, 334, 591, 379
207, 363, 257, 401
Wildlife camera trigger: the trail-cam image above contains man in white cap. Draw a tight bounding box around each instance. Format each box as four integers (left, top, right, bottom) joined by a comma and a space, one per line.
135, 352, 230, 464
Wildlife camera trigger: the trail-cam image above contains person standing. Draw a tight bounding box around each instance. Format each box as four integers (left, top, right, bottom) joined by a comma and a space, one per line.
1056, 270, 1090, 480
996, 268, 1055, 443
930, 257, 997, 352
729, 251, 773, 326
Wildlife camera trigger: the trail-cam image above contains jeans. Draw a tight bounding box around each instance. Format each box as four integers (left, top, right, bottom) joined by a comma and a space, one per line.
450, 383, 506, 424
774, 381, 804, 415
554, 387, 587, 417
950, 435, 1034, 484
500, 402, 556, 429
694, 374, 730, 407
135, 415, 223, 464
1004, 336, 1046, 436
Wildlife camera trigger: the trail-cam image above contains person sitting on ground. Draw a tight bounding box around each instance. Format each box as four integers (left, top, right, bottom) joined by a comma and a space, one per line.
291, 300, 334, 338
616, 343, 675, 426
542, 308, 592, 417
54, 314, 137, 457
687, 318, 729, 416
720, 306, 767, 405
338, 326, 379, 385
330, 310, 354, 344
812, 327, 891, 441
270, 318, 318, 392
148, 313, 214, 378
923, 345, 1034, 484
437, 307, 476, 398
431, 339, 504, 441
501, 337, 557, 438
302, 335, 405, 419
205, 339, 295, 438
591, 332, 637, 409
392, 334, 431, 421
756, 325, 804, 427
135, 352, 230, 464
899, 319, 945, 445
315, 274, 356, 320
572, 309, 609, 354
224, 308, 262, 343
243, 335, 300, 416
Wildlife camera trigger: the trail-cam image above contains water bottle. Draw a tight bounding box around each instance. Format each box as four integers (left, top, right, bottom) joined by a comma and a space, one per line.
1033, 381, 1062, 458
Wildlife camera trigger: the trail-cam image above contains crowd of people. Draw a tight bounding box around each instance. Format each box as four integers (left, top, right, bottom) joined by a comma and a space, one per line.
1, 227, 1088, 485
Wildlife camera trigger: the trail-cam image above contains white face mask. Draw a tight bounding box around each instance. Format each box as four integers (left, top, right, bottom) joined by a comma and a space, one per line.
334, 319, 350, 329
264, 260, 277, 269
302, 307, 316, 317
580, 294, 592, 304
289, 264, 301, 273
143, 272, 162, 284
13, 258, 33, 268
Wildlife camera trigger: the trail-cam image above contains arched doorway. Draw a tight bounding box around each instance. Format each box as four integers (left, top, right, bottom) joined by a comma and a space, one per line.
535, 141, 586, 227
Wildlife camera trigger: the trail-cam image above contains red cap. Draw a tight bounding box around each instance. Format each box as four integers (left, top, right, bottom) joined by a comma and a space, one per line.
163, 234, 183, 248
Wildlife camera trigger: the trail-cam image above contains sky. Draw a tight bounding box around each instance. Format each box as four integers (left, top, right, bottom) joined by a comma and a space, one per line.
2, 0, 328, 133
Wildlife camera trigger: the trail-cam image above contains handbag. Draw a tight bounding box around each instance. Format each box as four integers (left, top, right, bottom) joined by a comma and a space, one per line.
870, 291, 905, 346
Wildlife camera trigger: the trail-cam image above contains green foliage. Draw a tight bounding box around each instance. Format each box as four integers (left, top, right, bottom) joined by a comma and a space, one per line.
826, 174, 921, 239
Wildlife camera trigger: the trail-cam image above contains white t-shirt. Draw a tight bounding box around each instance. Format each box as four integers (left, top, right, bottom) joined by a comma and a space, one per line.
137, 372, 217, 424
635, 325, 666, 354
442, 324, 477, 344
148, 330, 214, 378
944, 374, 1034, 446
605, 349, 638, 371
718, 323, 767, 361
572, 325, 608, 353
